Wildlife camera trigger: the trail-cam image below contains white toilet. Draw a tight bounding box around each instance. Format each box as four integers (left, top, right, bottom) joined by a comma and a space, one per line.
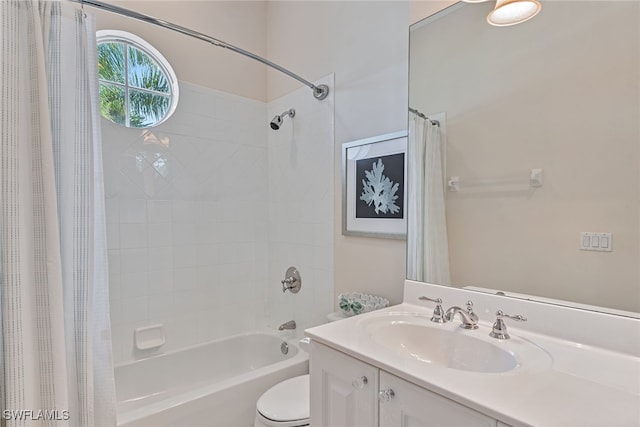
254, 313, 346, 427
254, 374, 310, 427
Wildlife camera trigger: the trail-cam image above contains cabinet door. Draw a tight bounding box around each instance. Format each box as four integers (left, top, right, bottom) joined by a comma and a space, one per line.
379, 371, 496, 427
310, 342, 379, 427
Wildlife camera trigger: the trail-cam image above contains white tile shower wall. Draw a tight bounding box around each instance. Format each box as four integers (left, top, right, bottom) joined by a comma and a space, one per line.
267, 74, 335, 334
104, 82, 269, 364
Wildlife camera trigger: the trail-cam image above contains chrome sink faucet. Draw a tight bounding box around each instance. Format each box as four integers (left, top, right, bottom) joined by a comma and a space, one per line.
444, 301, 479, 330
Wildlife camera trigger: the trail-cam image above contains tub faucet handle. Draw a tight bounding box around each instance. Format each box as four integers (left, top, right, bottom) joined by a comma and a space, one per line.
281, 266, 302, 293
281, 276, 297, 291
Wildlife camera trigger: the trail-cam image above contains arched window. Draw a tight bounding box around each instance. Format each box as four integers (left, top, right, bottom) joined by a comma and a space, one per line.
97, 30, 178, 128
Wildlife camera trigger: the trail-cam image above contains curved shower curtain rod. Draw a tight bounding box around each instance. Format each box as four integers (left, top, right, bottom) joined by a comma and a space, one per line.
409, 107, 439, 126
71, 0, 329, 101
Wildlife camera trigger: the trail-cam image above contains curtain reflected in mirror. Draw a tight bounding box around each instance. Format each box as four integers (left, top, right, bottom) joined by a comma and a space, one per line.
407, 112, 450, 284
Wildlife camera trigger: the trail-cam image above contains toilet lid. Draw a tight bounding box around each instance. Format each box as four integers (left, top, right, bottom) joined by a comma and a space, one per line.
257, 374, 309, 423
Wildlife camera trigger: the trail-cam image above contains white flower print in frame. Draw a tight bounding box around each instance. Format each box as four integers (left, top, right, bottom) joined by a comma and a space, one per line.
342, 131, 407, 239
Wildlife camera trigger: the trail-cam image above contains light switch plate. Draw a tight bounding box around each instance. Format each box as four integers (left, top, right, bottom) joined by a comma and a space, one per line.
580, 232, 612, 252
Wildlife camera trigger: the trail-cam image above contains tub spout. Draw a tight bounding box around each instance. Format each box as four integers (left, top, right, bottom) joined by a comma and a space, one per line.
278, 320, 296, 331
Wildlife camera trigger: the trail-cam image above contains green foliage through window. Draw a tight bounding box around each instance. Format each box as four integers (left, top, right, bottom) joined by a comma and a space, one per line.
97, 37, 173, 128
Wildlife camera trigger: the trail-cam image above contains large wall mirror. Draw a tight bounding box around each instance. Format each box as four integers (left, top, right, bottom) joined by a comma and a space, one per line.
408, 1, 639, 317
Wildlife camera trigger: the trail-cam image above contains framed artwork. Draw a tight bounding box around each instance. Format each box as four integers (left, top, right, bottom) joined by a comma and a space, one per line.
342, 131, 407, 239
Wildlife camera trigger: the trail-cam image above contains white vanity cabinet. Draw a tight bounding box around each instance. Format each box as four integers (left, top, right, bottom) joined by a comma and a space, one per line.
310, 341, 379, 427
310, 342, 503, 427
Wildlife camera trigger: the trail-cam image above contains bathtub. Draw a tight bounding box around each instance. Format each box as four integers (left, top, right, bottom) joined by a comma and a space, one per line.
115, 331, 309, 427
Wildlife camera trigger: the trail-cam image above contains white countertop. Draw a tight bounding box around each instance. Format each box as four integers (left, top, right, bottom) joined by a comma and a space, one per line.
305, 282, 640, 427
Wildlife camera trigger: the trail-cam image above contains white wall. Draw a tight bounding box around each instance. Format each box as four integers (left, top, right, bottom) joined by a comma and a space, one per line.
267, 1, 411, 306
95, 1, 268, 101
105, 82, 269, 363
97, 1, 338, 362
104, 78, 336, 363
97, 0, 419, 309
267, 74, 335, 334
410, 0, 457, 26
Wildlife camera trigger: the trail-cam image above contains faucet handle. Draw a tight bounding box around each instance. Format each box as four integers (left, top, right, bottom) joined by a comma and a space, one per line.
465, 300, 475, 313
464, 300, 480, 327
281, 266, 301, 293
497, 310, 527, 322
489, 310, 527, 340
418, 296, 445, 323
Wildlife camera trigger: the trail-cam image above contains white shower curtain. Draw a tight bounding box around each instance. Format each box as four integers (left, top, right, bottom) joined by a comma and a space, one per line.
0, 1, 115, 426
407, 113, 451, 284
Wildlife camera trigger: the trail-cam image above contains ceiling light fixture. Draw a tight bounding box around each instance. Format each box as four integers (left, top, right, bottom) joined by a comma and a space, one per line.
487, 0, 542, 26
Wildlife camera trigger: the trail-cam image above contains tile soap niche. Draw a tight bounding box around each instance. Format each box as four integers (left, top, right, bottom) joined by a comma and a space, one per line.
134, 324, 165, 350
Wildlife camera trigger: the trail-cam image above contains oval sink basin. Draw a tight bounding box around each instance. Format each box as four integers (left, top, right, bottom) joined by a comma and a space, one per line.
359, 313, 550, 374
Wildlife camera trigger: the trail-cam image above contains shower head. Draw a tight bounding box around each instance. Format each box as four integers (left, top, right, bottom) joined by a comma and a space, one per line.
270, 108, 295, 130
